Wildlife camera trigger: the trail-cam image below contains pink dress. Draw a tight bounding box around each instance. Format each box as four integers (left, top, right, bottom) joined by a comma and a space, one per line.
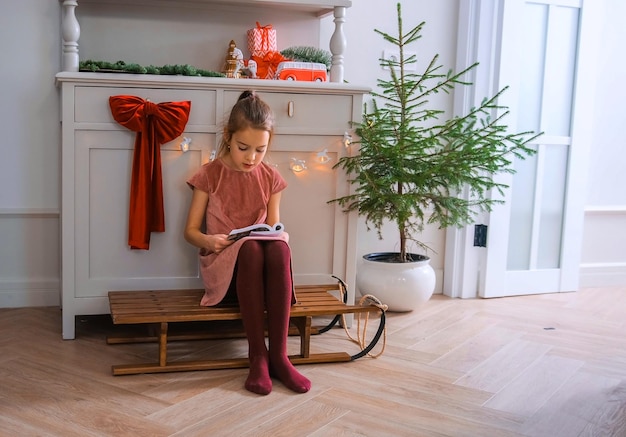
187, 158, 289, 306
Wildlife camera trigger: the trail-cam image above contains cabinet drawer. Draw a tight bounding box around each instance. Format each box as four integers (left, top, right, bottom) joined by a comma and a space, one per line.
74, 87, 217, 127
223, 91, 353, 134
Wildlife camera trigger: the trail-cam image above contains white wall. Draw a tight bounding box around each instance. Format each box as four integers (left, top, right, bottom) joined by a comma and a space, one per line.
0, 0, 623, 308
0, 1, 60, 210
0, 1, 61, 307
579, 0, 626, 287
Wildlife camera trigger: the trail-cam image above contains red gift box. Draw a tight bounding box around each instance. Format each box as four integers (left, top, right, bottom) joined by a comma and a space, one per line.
247, 22, 277, 57
251, 51, 288, 79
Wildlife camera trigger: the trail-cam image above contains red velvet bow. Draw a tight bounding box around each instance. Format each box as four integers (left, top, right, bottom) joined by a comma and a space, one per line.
109, 95, 191, 250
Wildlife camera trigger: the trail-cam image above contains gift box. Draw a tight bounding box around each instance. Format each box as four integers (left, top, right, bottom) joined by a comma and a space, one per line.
247, 22, 277, 57
251, 51, 289, 80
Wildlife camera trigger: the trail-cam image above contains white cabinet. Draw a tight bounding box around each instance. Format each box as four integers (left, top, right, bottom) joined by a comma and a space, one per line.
57, 73, 367, 339
57, 0, 367, 339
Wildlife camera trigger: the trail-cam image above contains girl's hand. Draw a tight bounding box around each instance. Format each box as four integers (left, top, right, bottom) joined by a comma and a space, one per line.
184, 188, 234, 255
205, 234, 234, 255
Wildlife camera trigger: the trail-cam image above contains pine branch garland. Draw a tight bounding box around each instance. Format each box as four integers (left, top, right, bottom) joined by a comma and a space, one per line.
280, 46, 332, 69
79, 59, 225, 77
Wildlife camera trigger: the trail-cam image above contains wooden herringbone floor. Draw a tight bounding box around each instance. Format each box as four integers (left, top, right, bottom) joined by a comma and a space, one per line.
1, 287, 625, 436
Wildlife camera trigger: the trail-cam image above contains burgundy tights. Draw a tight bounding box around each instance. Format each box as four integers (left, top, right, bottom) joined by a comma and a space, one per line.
235, 240, 311, 395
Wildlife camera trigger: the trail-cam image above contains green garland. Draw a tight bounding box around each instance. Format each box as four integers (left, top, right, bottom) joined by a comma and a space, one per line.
280, 46, 332, 70
79, 60, 225, 77
80, 48, 332, 77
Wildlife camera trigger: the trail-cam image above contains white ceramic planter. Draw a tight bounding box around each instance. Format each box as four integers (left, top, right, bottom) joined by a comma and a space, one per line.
357, 252, 436, 312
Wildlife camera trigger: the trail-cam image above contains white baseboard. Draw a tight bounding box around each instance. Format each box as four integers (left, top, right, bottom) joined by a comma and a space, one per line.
0, 279, 60, 308
579, 263, 626, 288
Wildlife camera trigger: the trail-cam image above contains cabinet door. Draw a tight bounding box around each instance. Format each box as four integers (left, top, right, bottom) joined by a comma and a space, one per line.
73, 130, 213, 297
268, 134, 352, 286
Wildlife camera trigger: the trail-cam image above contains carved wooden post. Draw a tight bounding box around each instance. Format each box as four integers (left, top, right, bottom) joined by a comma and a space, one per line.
329, 6, 346, 83
61, 0, 80, 72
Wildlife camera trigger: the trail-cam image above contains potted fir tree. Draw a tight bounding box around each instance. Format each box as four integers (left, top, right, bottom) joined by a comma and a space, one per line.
330, 3, 539, 311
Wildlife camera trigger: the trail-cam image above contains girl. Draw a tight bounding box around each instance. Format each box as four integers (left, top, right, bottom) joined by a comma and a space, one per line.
184, 90, 311, 395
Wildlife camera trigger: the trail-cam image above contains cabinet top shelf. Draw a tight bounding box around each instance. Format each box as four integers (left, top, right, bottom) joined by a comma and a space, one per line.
74, 0, 352, 16
55, 71, 370, 94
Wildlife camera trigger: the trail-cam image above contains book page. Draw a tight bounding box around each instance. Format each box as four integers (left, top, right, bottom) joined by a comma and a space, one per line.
227, 222, 284, 241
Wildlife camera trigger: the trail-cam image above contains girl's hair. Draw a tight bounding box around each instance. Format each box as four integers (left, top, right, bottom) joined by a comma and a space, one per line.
218, 90, 274, 157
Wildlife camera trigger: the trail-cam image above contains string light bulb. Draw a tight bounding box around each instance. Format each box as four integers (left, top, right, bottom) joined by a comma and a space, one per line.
316, 148, 331, 164
289, 158, 307, 173
343, 132, 352, 148
179, 136, 191, 152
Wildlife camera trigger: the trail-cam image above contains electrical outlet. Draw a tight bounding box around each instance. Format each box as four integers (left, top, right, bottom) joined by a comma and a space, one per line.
474, 224, 488, 247
382, 49, 417, 71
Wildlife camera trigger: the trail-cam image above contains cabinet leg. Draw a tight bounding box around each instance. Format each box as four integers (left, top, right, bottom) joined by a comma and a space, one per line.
330, 6, 346, 83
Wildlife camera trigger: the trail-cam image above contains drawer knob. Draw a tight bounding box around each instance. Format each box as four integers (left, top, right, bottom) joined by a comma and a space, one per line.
287, 101, 294, 117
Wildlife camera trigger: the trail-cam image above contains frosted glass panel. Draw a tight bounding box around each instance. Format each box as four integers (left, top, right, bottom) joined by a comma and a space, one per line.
543, 7, 579, 136
517, 4, 547, 134
507, 147, 538, 270
518, 4, 579, 135
537, 144, 567, 268
506, 143, 567, 270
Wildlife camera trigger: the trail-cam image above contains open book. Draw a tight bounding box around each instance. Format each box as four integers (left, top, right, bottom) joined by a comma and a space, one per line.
227, 222, 285, 241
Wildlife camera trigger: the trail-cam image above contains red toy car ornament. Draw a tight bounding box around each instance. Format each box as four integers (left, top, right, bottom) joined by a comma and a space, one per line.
275, 61, 328, 82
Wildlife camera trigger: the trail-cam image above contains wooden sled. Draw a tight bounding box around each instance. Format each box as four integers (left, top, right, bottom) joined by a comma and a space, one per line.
106, 278, 386, 376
